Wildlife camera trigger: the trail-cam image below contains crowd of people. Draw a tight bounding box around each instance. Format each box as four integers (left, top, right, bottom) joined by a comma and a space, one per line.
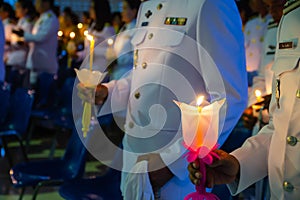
0, 0, 299, 199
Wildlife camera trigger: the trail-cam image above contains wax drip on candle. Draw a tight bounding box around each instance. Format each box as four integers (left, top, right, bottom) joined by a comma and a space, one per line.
87, 34, 95, 71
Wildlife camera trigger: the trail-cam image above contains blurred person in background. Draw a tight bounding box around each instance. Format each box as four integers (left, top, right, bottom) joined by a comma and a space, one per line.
111, 12, 123, 34
107, 0, 141, 81
236, 0, 255, 31
77, 11, 91, 38
0, 2, 15, 45
77, 0, 115, 71
12, 0, 59, 86
244, 0, 271, 88
248, 0, 286, 133
6, 0, 37, 90
61, 9, 81, 47
0, 2, 15, 80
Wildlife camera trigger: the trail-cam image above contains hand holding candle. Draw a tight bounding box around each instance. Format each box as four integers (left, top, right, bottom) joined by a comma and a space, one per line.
75, 68, 107, 137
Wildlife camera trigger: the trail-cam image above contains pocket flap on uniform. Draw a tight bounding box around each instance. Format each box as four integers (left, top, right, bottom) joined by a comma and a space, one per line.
153, 28, 185, 47
272, 55, 299, 76
131, 29, 147, 46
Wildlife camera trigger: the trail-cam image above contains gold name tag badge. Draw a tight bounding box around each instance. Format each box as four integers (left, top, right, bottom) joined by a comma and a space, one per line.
164, 17, 187, 26
279, 38, 298, 49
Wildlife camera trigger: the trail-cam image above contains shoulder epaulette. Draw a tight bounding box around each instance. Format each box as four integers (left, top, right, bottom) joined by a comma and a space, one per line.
267, 20, 278, 29
283, 0, 300, 15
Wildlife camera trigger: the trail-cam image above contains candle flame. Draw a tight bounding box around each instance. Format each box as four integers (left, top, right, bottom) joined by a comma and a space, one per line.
69, 32, 76, 39
77, 23, 83, 29
86, 34, 94, 41
107, 38, 114, 46
84, 30, 88, 36
196, 96, 204, 107
57, 30, 63, 37
255, 90, 262, 98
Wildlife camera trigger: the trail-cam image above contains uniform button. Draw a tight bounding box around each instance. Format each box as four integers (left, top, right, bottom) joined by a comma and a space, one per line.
142, 62, 147, 69
134, 92, 140, 99
145, 10, 152, 18
287, 136, 298, 146
296, 89, 300, 98
148, 33, 153, 39
157, 3, 163, 10
283, 181, 294, 192
128, 122, 134, 128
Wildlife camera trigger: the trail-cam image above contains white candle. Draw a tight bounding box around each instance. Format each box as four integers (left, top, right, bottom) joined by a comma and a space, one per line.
174, 98, 225, 156
87, 34, 95, 71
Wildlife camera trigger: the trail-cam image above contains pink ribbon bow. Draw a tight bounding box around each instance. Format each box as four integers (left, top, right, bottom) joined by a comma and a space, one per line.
184, 144, 220, 200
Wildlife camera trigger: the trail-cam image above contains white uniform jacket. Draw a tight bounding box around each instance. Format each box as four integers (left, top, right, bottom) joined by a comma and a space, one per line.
24, 10, 59, 74
244, 14, 272, 72
248, 20, 278, 106
2, 18, 14, 43
7, 16, 33, 68
229, 3, 300, 199
101, 0, 247, 199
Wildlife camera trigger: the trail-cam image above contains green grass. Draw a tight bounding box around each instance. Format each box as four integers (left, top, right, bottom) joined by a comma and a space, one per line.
0, 191, 64, 200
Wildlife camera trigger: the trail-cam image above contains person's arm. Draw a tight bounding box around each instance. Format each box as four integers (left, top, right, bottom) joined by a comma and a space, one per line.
198, 0, 248, 146
24, 14, 58, 43
227, 77, 276, 194
97, 72, 132, 116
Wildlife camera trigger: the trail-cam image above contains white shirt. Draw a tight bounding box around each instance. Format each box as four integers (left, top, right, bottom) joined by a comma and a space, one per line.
248, 20, 278, 106
24, 10, 59, 74
7, 16, 34, 68
244, 14, 272, 72
2, 18, 14, 42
